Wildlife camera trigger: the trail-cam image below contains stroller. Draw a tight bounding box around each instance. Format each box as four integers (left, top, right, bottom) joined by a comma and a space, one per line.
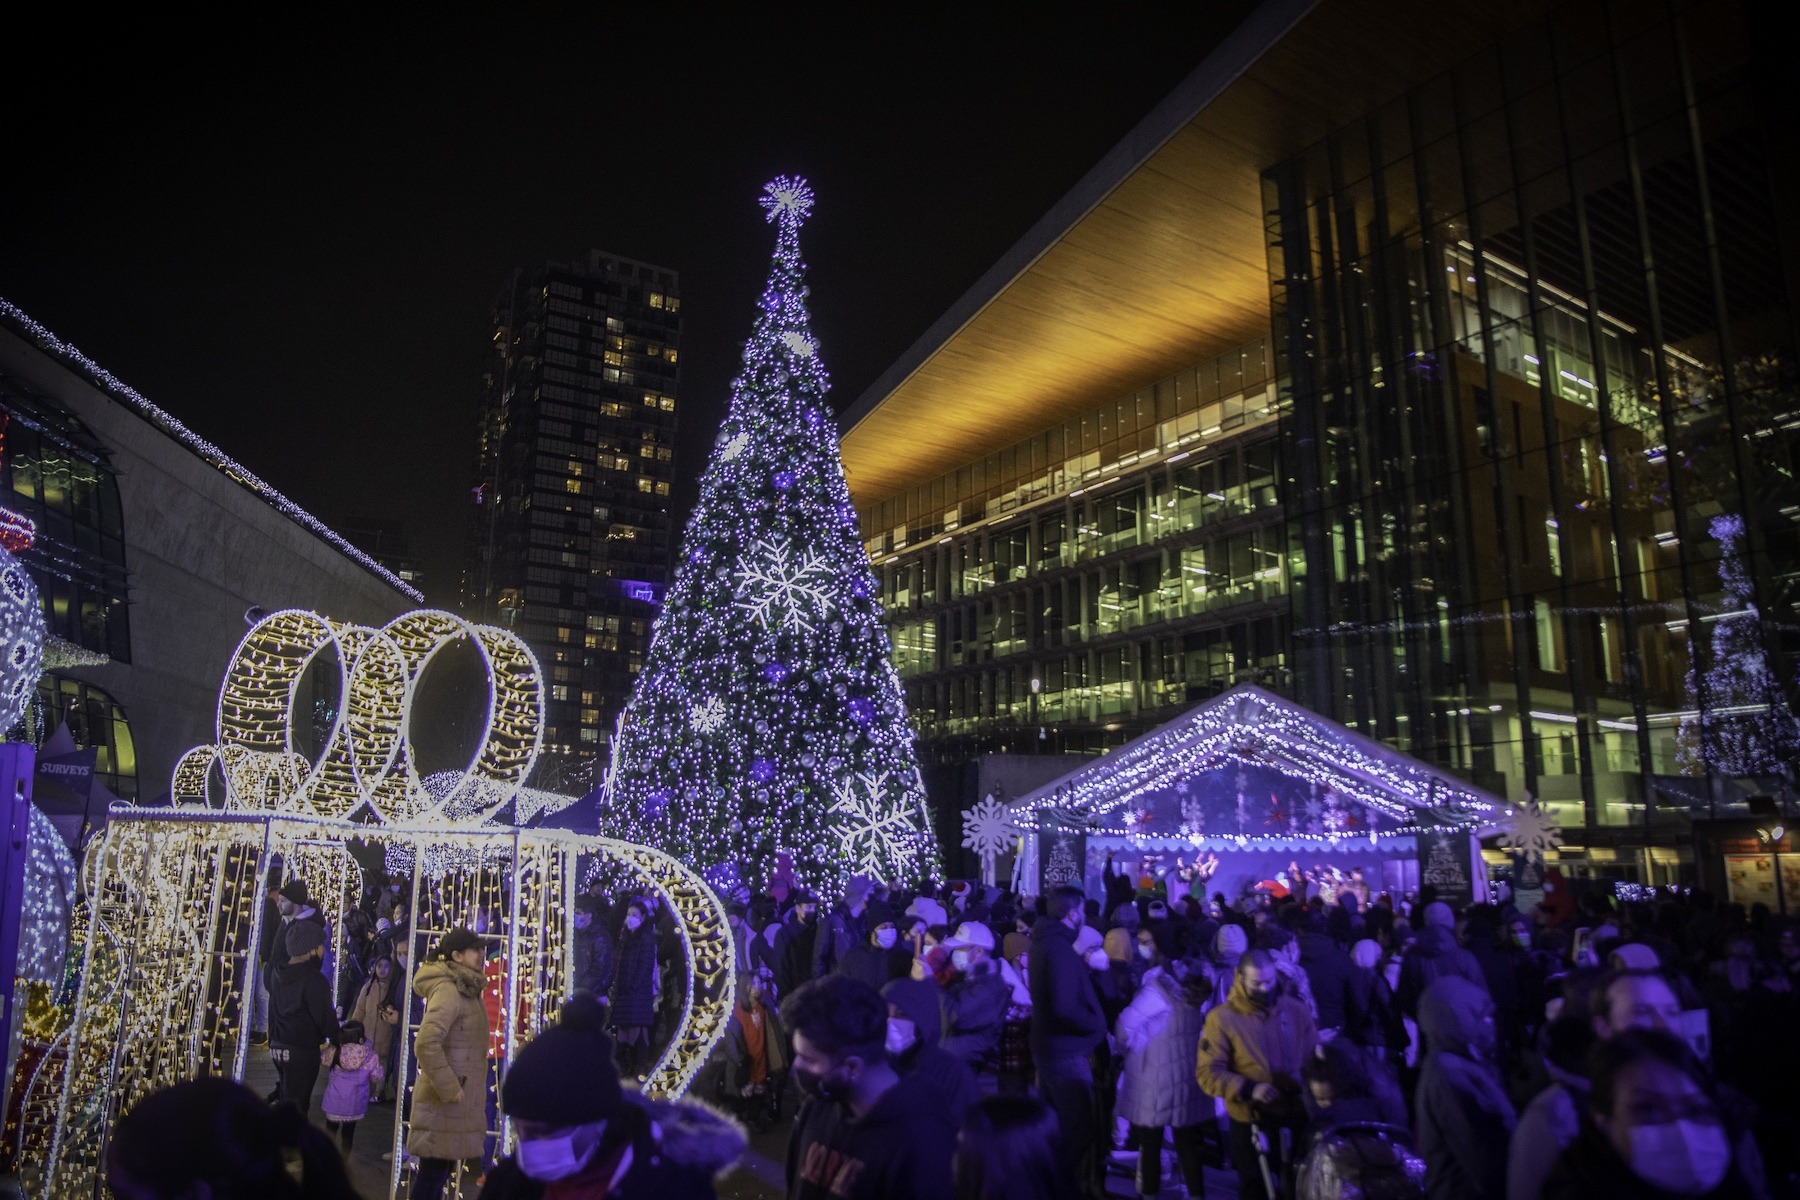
1291, 1121, 1425, 1200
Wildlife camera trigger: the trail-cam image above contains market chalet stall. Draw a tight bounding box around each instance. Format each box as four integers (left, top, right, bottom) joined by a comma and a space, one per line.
1008, 685, 1507, 908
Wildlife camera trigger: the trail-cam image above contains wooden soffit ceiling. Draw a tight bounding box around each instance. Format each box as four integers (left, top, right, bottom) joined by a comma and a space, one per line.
839, 0, 1560, 506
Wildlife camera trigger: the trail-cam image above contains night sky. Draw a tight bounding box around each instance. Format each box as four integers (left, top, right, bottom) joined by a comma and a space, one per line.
2, 7, 1252, 604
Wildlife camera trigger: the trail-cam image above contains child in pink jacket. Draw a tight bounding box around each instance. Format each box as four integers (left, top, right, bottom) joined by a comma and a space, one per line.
321, 1019, 385, 1152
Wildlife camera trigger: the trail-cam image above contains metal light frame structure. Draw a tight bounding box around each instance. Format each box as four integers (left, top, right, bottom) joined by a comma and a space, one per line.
26, 609, 734, 1200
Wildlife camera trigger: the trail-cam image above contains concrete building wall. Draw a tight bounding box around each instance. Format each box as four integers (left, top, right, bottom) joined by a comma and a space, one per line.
0, 325, 413, 800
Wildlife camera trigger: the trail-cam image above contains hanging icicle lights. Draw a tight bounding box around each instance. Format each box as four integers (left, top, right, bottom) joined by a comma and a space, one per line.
608, 177, 939, 894
1020, 699, 1500, 837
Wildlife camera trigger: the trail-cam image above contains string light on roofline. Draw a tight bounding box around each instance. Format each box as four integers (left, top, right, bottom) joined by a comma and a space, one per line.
0, 297, 423, 602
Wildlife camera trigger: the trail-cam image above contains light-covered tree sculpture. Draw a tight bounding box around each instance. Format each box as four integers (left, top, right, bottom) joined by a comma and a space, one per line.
606, 176, 940, 893
1678, 513, 1800, 779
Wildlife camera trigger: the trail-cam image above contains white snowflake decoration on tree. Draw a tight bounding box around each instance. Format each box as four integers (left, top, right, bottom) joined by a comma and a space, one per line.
1498, 795, 1563, 865
781, 331, 816, 358
688, 696, 727, 734
760, 176, 815, 225
962, 795, 1022, 884
721, 431, 751, 462
733, 537, 834, 635
1324, 807, 1349, 833
830, 769, 913, 878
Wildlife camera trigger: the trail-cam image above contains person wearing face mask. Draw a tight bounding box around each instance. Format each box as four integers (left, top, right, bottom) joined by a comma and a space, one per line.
480, 992, 747, 1199
1414, 975, 1515, 1200
1197, 949, 1317, 1200
939, 923, 1010, 1069
609, 900, 657, 1079
349, 953, 402, 1103
882, 976, 978, 1127
835, 903, 903, 992
1029, 886, 1109, 1199
1541, 1029, 1757, 1200
572, 897, 617, 999
776, 892, 829, 1001
783, 974, 957, 1199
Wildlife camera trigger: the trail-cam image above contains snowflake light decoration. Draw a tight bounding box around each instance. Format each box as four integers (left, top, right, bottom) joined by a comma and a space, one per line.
1497, 795, 1563, 865
688, 696, 727, 734
1324, 807, 1349, 832
781, 331, 816, 358
733, 537, 834, 635
759, 175, 815, 227
829, 769, 912, 878
962, 796, 1022, 883
721, 431, 750, 462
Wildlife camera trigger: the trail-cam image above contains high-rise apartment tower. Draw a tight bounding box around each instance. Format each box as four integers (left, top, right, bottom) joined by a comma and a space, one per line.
465, 251, 681, 774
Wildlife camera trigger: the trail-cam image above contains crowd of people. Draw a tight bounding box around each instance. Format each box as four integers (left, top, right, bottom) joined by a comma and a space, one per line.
111, 856, 1800, 1200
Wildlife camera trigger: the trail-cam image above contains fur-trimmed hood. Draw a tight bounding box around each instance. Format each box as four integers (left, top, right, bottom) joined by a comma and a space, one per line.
632, 1092, 747, 1175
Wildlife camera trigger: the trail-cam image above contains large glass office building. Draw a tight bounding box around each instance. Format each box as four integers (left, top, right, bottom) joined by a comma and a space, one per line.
842, 0, 1796, 879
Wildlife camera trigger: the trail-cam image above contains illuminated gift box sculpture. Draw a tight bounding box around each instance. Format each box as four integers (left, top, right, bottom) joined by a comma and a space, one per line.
32, 608, 732, 1199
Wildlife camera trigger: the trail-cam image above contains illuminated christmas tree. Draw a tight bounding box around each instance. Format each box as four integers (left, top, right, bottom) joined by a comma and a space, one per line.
1678, 513, 1800, 778
606, 177, 940, 892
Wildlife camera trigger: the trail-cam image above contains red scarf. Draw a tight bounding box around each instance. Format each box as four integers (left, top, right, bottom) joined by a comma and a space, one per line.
541, 1140, 632, 1200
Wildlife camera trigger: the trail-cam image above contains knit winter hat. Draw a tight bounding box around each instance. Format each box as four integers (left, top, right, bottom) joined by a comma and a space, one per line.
502, 993, 624, 1124
1423, 901, 1456, 929
286, 920, 325, 957
1073, 925, 1105, 956
1213, 924, 1248, 961
279, 879, 311, 905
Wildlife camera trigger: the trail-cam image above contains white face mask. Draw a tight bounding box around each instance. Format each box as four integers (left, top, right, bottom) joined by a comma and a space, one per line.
1137, 944, 1155, 961
874, 928, 897, 949
624, 915, 642, 932
1623, 1120, 1731, 1195
952, 949, 973, 972
885, 1017, 917, 1056
516, 1123, 604, 1182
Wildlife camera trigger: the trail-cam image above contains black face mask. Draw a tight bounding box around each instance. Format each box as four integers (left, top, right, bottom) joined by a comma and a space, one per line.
793, 1057, 850, 1104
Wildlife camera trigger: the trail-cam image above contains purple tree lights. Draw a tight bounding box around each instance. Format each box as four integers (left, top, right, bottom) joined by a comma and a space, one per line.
606, 177, 940, 892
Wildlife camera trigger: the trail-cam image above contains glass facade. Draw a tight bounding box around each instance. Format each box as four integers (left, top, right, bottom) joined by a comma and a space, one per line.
0, 376, 132, 662
1264, 0, 1797, 849
465, 252, 682, 769
861, 340, 1292, 756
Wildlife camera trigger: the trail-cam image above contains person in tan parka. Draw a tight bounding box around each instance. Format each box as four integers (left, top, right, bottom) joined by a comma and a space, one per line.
1196, 948, 1317, 1199
407, 927, 491, 1200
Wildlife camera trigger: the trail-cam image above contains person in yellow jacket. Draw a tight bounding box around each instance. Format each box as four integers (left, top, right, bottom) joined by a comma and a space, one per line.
1196, 948, 1317, 1200
407, 928, 492, 1200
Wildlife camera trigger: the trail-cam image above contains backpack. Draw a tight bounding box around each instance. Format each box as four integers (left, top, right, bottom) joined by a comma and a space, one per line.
1294, 1122, 1425, 1200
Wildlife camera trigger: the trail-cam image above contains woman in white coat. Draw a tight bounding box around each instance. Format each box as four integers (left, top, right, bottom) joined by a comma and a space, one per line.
1115, 956, 1213, 1200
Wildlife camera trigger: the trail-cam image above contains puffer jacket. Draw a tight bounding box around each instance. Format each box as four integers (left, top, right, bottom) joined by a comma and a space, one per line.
407, 959, 491, 1161
1116, 969, 1210, 1129
939, 959, 1010, 1066
321, 1039, 385, 1123
1415, 976, 1515, 1200
478, 1092, 748, 1200
1196, 973, 1317, 1124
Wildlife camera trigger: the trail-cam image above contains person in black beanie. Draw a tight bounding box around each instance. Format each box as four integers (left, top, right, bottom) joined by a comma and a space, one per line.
479, 991, 747, 1199
268, 918, 338, 1112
